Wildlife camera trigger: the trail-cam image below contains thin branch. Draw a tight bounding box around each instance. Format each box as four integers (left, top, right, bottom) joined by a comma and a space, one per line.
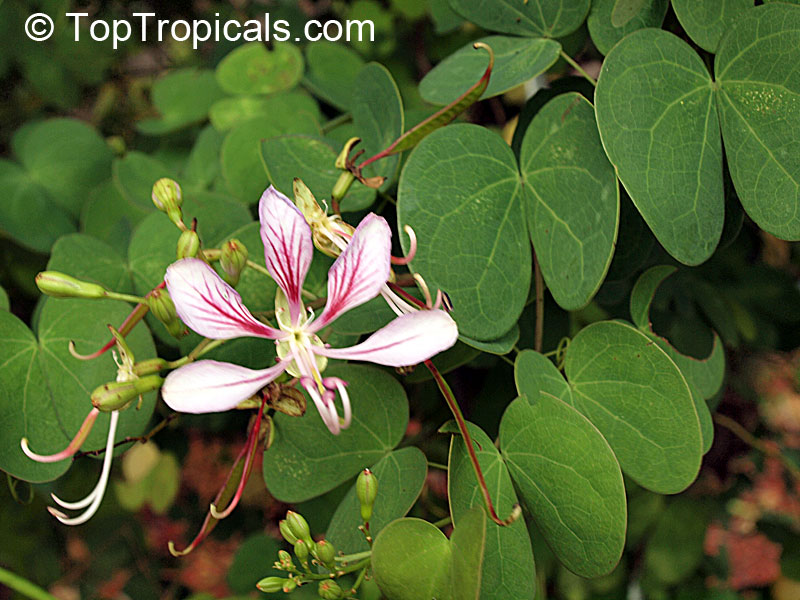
0, 566, 58, 600
559, 49, 597, 87
76, 414, 178, 458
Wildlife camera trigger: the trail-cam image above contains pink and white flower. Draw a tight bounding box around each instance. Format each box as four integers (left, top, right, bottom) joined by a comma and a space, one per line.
161, 186, 458, 434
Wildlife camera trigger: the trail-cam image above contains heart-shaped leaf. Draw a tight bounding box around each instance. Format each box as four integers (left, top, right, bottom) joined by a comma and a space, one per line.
216, 42, 303, 96
448, 0, 589, 38
137, 68, 225, 135
672, 0, 753, 53
587, 0, 669, 55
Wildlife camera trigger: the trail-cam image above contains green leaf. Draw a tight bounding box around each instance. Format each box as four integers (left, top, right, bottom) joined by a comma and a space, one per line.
447, 0, 589, 38
12, 118, 113, 217
260, 135, 376, 212
372, 518, 452, 600
398, 124, 530, 340
113, 152, 174, 210
0, 159, 75, 253
514, 349, 572, 405
520, 93, 619, 309
227, 534, 283, 594
564, 320, 703, 493
47, 234, 134, 294
448, 422, 535, 600
643, 498, 708, 584
419, 36, 560, 104
351, 63, 404, 185
182, 125, 224, 190
137, 68, 225, 135
80, 180, 149, 256
221, 118, 282, 203
449, 506, 487, 600
715, 4, 800, 240
209, 92, 321, 132
0, 298, 156, 483
672, 0, 753, 53
459, 325, 519, 355
629, 265, 677, 330
303, 42, 365, 110
0, 286, 8, 311
595, 29, 723, 265
500, 395, 626, 577
215, 42, 303, 95
326, 447, 427, 553
587, 0, 669, 55
262, 364, 408, 503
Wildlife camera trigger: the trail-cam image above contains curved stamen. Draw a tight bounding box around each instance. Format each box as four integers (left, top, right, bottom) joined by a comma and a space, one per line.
325, 378, 351, 429
21, 408, 100, 463
49, 410, 120, 526
391, 226, 417, 266
380, 284, 417, 317
413, 273, 433, 309
302, 377, 340, 435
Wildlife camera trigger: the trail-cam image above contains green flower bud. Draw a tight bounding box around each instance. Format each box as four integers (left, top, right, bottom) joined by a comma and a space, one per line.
283, 578, 297, 593
147, 289, 186, 338
256, 577, 287, 593
176, 229, 201, 259
91, 374, 164, 412
279, 519, 298, 545
219, 238, 248, 287
151, 178, 183, 225
35, 271, 107, 299
285, 511, 313, 546
314, 540, 336, 570
356, 468, 378, 522
278, 549, 294, 570
294, 539, 309, 562
318, 580, 344, 600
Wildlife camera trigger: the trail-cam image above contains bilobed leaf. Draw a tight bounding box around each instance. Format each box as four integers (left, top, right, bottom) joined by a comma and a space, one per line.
47, 234, 134, 294
595, 29, 723, 265
351, 63, 404, 186
216, 43, 303, 95
260, 135, 376, 212
113, 152, 175, 210
514, 349, 572, 405
398, 124, 530, 340
12, 118, 113, 217
672, 0, 753, 53
564, 320, 703, 493
588, 0, 668, 55
520, 93, 619, 310
303, 42, 365, 110
448, 0, 589, 38
419, 36, 560, 104
182, 125, 224, 190
448, 422, 535, 600
0, 298, 156, 483
449, 507, 486, 600
326, 447, 427, 553
137, 68, 226, 135
208, 92, 321, 132
500, 395, 626, 577
262, 365, 409, 503
715, 4, 800, 240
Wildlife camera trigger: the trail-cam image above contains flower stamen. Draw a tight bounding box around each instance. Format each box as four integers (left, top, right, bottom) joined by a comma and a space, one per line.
21, 408, 101, 463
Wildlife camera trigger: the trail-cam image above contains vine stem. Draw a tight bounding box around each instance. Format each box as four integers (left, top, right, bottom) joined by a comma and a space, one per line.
0, 566, 58, 600
559, 49, 597, 87
424, 359, 520, 527
713, 413, 800, 483
534, 252, 544, 353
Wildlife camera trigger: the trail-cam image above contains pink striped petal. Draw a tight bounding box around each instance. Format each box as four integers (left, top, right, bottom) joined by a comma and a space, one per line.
309, 214, 392, 332
259, 186, 313, 324
161, 360, 288, 413
315, 310, 458, 367
166, 259, 280, 340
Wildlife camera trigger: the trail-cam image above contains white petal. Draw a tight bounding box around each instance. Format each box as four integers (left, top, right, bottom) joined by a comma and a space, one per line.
315, 310, 458, 367
161, 360, 288, 413
166, 259, 280, 340
309, 214, 392, 332
259, 186, 313, 324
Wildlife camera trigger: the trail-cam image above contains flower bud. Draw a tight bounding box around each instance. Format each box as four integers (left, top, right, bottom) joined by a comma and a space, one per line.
279, 519, 298, 545
91, 374, 164, 412
36, 271, 107, 299
294, 539, 309, 562
176, 229, 200, 259
283, 578, 297, 593
285, 511, 312, 546
256, 577, 287, 593
356, 468, 378, 522
147, 289, 186, 338
314, 540, 336, 570
331, 171, 355, 205
219, 239, 248, 287
318, 580, 344, 600
278, 549, 294, 570
151, 178, 183, 225
294, 178, 326, 222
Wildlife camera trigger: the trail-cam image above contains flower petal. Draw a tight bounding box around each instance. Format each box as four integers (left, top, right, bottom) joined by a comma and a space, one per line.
315, 309, 458, 366
166, 258, 280, 340
259, 186, 313, 324
309, 213, 392, 332
161, 360, 288, 413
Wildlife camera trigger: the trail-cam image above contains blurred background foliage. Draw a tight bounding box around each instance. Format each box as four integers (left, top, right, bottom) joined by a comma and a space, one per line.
1, 0, 800, 599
